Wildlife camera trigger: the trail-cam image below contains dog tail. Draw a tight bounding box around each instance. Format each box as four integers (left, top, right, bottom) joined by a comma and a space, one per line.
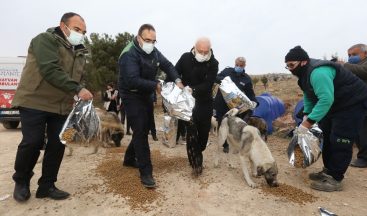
223, 108, 239, 118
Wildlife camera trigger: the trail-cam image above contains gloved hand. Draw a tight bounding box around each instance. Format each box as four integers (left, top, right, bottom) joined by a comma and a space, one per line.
215, 79, 222, 85
297, 124, 309, 135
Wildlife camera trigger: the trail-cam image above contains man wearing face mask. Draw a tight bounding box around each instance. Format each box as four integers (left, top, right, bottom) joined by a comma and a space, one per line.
175, 37, 219, 172
11, 12, 93, 202
337, 44, 367, 168
214, 57, 258, 153
285, 46, 367, 192
118, 24, 183, 188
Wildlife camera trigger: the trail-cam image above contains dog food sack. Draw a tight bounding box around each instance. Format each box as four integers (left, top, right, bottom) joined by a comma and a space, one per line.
162, 115, 178, 148
287, 125, 323, 168
219, 76, 257, 113
60, 99, 100, 144
161, 82, 195, 121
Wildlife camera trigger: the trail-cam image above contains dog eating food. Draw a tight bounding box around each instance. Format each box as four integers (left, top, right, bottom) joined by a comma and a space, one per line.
215, 108, 278, 188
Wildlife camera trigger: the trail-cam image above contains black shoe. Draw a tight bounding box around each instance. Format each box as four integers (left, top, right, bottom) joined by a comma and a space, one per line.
350, 158, 367, 168
152, 134, 158, 141
13, 183, 31, 202
140, 175, 156, 188
36, 185, 70, 200
123, 160, 139, 168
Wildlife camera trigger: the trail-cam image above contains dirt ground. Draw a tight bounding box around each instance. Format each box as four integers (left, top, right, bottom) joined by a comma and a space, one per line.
1, 78, 367, 216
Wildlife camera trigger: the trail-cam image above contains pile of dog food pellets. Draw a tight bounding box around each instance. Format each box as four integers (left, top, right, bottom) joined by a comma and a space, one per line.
260, 183, 318, 205
95, 148, 187, 210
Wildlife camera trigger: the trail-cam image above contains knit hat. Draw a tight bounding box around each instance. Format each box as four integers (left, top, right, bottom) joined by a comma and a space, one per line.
285, 46, 309, 62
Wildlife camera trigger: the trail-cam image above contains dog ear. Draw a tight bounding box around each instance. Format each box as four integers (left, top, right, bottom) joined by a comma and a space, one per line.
257, 166, 265, 176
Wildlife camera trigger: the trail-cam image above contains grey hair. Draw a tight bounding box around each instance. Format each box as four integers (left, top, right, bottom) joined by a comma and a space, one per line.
349, 44, 367, 52
236, 57, 246, 63
195, 37, 211, 49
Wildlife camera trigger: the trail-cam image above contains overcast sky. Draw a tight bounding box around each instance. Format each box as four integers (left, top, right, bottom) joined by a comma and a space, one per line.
1, 0, 366, 75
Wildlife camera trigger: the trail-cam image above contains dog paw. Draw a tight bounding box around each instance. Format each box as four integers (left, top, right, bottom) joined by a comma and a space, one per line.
248, 182, 257, 188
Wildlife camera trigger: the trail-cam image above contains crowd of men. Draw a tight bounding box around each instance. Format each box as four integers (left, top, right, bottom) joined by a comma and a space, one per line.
10, 12, 367, 203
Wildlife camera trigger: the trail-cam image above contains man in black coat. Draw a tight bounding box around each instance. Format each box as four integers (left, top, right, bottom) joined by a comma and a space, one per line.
175, 37, 219, 171
214, 57, 258, 152
118, 24, 183, 188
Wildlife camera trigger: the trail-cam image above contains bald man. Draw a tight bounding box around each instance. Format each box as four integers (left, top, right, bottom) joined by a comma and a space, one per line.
214, 57, 258, 152
175, 37, 219, 172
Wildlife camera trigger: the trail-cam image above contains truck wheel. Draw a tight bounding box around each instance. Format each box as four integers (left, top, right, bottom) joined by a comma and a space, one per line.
2, 121, 20, 129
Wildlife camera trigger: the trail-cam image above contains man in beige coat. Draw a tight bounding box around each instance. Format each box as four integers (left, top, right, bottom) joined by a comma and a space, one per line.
11, 12, 93, 202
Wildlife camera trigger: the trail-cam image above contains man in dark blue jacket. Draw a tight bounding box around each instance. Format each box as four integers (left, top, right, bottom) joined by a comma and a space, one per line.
118, 24, 183, 188
214, 57, 258, 152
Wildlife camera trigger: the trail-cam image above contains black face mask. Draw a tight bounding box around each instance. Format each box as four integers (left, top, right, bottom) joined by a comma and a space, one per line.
290, 63, 306, 78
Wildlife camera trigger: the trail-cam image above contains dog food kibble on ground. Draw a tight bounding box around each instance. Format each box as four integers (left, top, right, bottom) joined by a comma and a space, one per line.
95, 148, 187, 211
260, 183, 318, 205
294, 145, 304, 168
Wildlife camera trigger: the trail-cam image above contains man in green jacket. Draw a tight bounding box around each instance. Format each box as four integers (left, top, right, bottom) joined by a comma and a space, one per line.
285, 46, 367, 192
11, 12, 93, 202
339, 44, 367, 168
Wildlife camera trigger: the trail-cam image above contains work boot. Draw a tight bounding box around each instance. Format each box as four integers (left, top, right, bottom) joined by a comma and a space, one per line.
36, 185, 70, 200
140, 175, 156, 188
350, 158, 367, 168
13, 182, 31, 202
310, 173, 343, 192
152, 134, 158, 141
308, 168, 328, 181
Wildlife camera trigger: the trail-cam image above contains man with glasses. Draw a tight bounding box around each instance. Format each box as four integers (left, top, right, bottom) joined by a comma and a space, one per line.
337, 44, 367, 168
175, 37, 219, 174
285, 46, 367, 192
214, 57, 258, 153
118, 24, 183, 188
12, 12, 93, 202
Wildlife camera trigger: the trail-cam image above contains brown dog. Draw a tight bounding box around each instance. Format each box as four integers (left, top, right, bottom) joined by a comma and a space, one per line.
246, 116, 268, 141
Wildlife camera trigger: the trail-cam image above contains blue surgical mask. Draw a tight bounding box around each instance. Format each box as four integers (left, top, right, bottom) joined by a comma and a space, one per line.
348, 55, 361, 64
234, 66, 244, 73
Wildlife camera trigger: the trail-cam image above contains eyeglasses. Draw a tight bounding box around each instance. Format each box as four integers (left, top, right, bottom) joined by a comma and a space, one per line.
139, 35, 157, 44
285, 61, 300, 70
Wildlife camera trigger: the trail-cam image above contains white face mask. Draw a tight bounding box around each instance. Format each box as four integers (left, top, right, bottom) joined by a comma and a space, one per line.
65, 26, 85, 46
195, 53, 210, 62
142, 42, 154, 54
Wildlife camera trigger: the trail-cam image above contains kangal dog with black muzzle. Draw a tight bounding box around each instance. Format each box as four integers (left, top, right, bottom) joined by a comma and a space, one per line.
214, 108, 279, 188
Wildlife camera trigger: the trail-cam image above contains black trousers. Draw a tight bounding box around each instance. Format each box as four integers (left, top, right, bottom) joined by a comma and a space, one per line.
192, 100, 213, 152
122, 96, 153, 176
356, 115, 367, 160
150, 106, 156, 135
120, 105, 131, 133
320, 102, 367, 181
13, 107, 67, 188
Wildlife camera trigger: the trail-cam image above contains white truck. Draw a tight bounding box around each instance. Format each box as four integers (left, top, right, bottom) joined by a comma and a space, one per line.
0, 57, 26, 129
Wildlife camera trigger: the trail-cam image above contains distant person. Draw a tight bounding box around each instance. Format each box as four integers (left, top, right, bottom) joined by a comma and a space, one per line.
214, 57, 258, 153
118, 24, 183, 188
11, 12, 93, 202
103, 82, 119, 114
284, 46, 367, 192
175, 37, 219, 173
338, 44, 367, 168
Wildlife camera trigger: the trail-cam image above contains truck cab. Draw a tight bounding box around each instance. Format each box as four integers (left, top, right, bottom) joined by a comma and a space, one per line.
0, 57, 26, 129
